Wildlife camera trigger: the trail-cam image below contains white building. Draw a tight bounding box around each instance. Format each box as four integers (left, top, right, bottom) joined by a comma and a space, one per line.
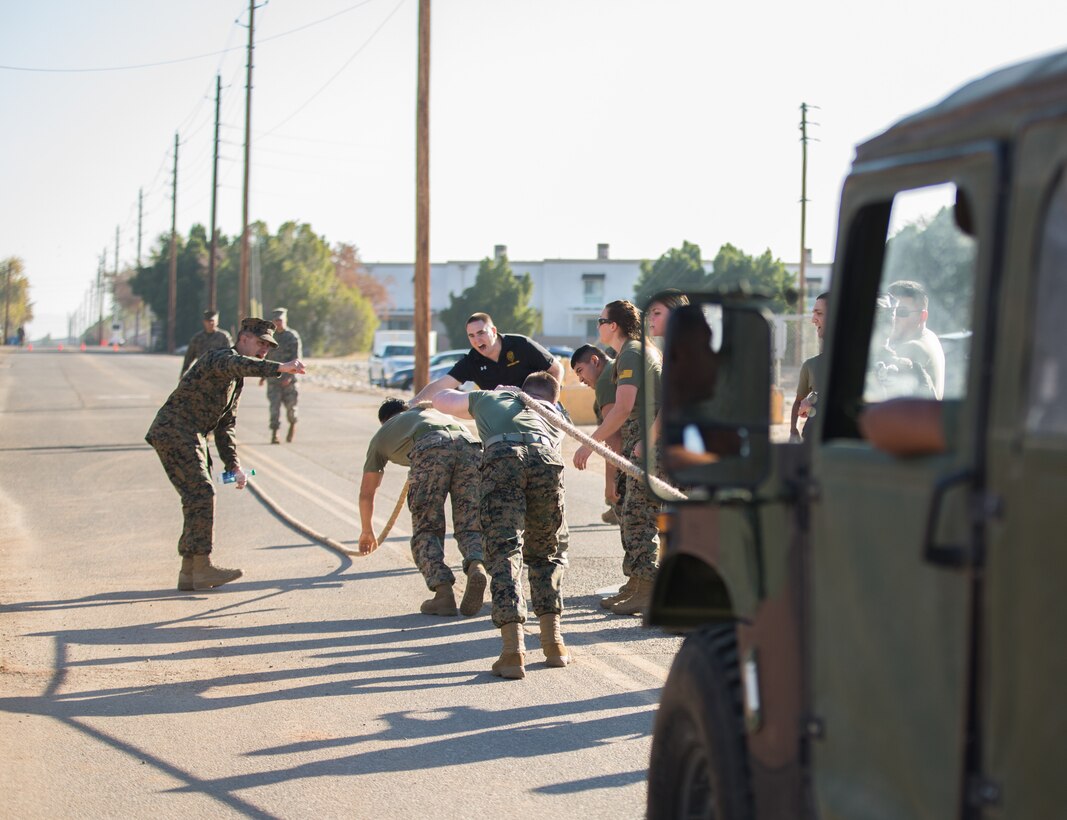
366, 243, 833, 348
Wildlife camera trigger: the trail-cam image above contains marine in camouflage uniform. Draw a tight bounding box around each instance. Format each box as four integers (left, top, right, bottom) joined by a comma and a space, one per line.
465, 388, 566, 626
360, 401, 485, 616
436, 373, 570, 678
266, 307, 302, 442
181, 309, 234, 378
614, 337, 663, 586
147, 318, 288, 590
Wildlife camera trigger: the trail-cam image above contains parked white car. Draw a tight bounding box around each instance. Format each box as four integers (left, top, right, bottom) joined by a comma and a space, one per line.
368, 343, 415, 387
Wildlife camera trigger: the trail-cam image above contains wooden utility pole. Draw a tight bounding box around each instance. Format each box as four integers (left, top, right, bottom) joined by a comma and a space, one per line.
237, 0, 257, 320
798, 102, 809, 316
208, 73, 221, 312
167, 132, 179, 354
413, 0, 431, 391
2, 260, 10, 345
97, 249, 105, 345
137, 187, 143, 349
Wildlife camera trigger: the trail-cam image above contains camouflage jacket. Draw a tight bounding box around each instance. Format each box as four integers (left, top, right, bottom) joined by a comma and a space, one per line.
268, 328, 302, 367
181, 328, 234, 377
149, 347, 280, 470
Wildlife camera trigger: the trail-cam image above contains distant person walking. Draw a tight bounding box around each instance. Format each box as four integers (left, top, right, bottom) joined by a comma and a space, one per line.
791, 292, 828, 441
265, 307, 302, 444
146, 318, 305, 591
181, 309, 233, 378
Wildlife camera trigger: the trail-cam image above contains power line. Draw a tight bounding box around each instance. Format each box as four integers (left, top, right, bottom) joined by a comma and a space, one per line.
0, 0, 384, 74
262, 0, 407, 136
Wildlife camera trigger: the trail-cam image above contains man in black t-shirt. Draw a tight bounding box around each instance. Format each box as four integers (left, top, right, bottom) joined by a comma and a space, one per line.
410, 312, 564, 403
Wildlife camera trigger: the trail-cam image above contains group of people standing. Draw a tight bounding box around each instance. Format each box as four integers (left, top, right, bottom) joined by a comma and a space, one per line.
359, 297, 682, 680
147, 298, 681, 681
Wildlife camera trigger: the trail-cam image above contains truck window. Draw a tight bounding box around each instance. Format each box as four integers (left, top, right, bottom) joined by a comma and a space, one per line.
862, 183, 976, 404
1026, 170, 1067, 434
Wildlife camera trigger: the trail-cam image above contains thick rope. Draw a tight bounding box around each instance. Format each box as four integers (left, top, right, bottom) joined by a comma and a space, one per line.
246, 477, 410, 558
246, 479, 360, 557
513, 391, 688, 502
376, 478, 409, 543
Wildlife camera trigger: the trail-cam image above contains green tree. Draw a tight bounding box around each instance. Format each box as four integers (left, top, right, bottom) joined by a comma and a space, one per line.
707, 243, 796, 313
130, 225, 211, 349
633, 241, 710, 307
883, 206, 974, 332
256, 221, 378, 355
439, 254, 541, 347
1, 256, 34, 342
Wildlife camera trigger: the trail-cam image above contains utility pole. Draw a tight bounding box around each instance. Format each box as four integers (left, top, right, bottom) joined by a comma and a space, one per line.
167, 132, 179, 354
113, 225, 120, 337
209, 72, 222, 312
137, 187, 143, 347
796, 102, 818, 366
413, 0, 431, 391
97, 249, 106, 345
2, 260, 10, 346
137, 187, 143, 270
238, 0, 260, 320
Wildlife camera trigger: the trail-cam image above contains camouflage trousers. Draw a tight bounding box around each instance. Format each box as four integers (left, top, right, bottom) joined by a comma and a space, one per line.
267, 378, 298, 430
480, 443, 567, 628
145, 429, 216, 557
407, 435, 483, 591
620, 417, 662, 582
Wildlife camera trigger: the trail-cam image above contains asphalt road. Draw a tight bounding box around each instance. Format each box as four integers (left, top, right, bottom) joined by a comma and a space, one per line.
0, 347, 681, 819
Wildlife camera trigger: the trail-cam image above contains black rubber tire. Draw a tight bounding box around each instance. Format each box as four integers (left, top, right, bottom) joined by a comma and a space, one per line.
647, 625, 753, 820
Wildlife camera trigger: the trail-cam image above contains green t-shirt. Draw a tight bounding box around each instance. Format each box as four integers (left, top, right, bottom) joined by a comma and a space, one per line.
614, 339, 662, 421
797, 353, 825, 400
363, 407, 473, 472
467, 390, 563, 448
592, 357, 617, 423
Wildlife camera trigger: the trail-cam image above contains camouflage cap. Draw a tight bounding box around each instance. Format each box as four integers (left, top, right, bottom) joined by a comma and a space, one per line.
240, 317, 279, 347
203, 309, 219, 320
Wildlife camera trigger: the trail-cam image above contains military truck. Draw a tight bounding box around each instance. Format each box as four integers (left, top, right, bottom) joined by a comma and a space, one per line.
643, 50, 1067, 819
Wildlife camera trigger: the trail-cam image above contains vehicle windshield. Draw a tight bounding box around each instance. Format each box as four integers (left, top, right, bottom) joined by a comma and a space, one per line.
381, 345, 415, 357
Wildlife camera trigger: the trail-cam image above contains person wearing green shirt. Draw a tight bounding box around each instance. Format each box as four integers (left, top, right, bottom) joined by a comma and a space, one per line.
433, 373, 569, 680
573, 299, 663, 617
359, 399, 486, 617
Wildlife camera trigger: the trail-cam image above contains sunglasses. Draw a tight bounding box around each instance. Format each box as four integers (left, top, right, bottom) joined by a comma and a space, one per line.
597, 317, 613, 326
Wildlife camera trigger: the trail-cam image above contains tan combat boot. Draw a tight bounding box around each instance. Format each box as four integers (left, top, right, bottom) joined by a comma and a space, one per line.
539, 613, 570, 668
600, 576, 636, 609
491, 622, 526, 679
177, 555, 194, 591
420, 584, 458, 616
191, 554, 243, 590
608, 577, 654, 616
459, 561, 488, 616
286, 421, 296, 443
600, 506, 619, 525
270, 429, 280, 445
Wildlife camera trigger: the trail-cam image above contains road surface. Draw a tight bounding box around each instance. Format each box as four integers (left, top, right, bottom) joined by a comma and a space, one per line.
0, 347, 681, 819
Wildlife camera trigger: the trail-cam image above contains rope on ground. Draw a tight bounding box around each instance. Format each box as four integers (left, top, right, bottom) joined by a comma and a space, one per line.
246, 479, 360, 557
375, 478, 409, 543
514, 391, 688, 502
247, 478, 411, 558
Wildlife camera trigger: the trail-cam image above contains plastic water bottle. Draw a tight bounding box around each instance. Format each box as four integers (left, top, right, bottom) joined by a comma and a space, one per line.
219, 468, 256, 484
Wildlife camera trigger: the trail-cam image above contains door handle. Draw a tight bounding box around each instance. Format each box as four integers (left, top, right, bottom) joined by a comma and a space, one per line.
922, 467, 975, 567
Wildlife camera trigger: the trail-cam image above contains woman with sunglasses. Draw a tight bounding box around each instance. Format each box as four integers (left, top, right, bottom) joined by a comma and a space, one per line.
573, 300, 663, 616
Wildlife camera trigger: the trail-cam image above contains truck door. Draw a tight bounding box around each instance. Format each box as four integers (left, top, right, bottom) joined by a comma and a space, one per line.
980, 117, 1067, 816
808, 150, 998, 820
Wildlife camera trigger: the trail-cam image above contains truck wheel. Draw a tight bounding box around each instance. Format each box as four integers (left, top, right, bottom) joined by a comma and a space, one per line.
648, 625, 753, 820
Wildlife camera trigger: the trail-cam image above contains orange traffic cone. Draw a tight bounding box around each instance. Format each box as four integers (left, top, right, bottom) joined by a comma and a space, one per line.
58, 343, 64, 351
27, 343, 33, 351
80, 342, 86, 352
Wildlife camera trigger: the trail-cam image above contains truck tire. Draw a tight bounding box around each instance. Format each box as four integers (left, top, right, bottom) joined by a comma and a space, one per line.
647, 625, 753, 820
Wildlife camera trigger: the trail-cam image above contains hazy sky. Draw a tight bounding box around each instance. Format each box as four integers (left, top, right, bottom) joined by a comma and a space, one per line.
4, 0, 1066, 338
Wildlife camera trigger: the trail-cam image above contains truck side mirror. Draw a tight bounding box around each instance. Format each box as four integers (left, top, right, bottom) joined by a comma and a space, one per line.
646, 297, 773, 498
